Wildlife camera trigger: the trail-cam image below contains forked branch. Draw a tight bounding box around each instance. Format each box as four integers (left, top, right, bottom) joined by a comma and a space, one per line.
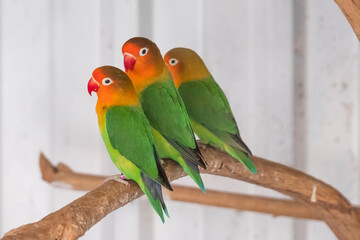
3, 144, 360, 240
37, 153, 360, 221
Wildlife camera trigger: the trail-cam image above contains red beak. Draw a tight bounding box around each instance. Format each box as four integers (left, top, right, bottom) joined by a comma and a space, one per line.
124, 53, 136, 72
87, 77, 100, 96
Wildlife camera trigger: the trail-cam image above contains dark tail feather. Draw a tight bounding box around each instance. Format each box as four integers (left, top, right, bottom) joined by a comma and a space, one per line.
194, 142, 207, 169
181, 143, 207, 170
141, 173, 169, 222
163, 135, 207, 169
183, 158, 206, 193
230, 133, 253, 156
153, 145, 173, 191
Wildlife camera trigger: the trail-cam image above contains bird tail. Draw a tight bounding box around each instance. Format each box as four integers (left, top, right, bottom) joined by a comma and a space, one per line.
140, 173, 169, 223
224, 145, 257, 174
180, 158, 206, 193
153, 145, 173, 191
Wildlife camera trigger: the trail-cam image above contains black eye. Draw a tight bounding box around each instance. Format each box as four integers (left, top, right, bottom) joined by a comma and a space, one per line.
102, 78, 113, 86
139, 47, 148, 56
169, 58, 178, 66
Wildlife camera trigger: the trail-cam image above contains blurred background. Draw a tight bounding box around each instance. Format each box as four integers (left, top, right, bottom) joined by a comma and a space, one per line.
0, 0, 359, 239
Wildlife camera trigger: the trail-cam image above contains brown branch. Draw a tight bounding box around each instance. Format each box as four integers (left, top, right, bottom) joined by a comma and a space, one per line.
169, 186, 360, 221
39, 152, 106, 191
38, 153, 360, 221
3, 145, 360, 240
169, 186, 320, 220
38, 154, 320, 220
335, 0, 360, 41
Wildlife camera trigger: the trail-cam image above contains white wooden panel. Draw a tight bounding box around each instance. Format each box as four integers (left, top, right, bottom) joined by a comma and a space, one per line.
0, 0, 3, 233
293, 0, 308, 237
152, 1, 205, 239
153, 0, 203, 54
248, 1, 295, 238
98, 1, 144, 239
201, 0, 294, 239
202, 0, 252, 235
305, 0, 360, 239
112, 0, 140, 70
0, 0, 53, 234
95, 1, 119, 238
154, 201, 203, 240
51, 1, 103, 239
151, 0, 204, 188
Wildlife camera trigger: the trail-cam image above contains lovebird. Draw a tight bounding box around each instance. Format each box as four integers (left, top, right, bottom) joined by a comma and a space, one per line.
122, 37, 207, 192
164, 48, 257, 174
88, 66, 172, 222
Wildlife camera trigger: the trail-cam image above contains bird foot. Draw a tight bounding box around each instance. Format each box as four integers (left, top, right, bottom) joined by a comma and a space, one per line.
120, 173, 127, 179
104, 174, 130, 187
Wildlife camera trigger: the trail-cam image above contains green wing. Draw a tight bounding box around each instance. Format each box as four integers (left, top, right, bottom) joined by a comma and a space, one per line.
106, 106, 171, 187
178, 77, 252, 155
140, 80, 206, 168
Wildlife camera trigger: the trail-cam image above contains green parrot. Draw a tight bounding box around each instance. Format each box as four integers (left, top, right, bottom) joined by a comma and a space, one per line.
87, 66, 172, 222
122, 37, 207, 192
164, 48, 257, 174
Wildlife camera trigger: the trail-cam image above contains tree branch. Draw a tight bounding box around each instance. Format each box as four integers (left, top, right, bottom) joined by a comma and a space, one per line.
170, 185, 322, 221
3, 144, 360, 240
39, 152, 106, 191
37, 153, 360, 221
335, 0, 360, 41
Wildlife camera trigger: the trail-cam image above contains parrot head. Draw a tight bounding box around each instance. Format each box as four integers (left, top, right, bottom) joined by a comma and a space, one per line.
122, 37, 165, 79
88, 66, 138, 106
164, 48, 210, 88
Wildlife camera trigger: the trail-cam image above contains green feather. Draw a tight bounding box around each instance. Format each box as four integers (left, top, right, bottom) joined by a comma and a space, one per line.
140, 80, 196, 149
140, 173, 169, 223
106, 106, 158, 179
178, 78, 256, 174
101, 106, 171, 221
139, 79, 206, 190
151, 127, 205, 192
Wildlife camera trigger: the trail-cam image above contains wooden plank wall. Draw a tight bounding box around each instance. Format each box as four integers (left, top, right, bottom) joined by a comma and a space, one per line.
0, 0, 358, 239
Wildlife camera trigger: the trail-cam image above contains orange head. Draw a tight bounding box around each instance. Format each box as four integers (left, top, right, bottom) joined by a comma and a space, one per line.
88, 66, 139, 109
164, 48, 211, 88
122, 37, 166, 79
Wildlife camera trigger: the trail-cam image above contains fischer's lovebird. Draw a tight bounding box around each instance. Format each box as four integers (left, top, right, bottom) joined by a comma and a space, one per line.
164, 48, 257, 174
88, 66, 172, 222
122, 37, 207, 192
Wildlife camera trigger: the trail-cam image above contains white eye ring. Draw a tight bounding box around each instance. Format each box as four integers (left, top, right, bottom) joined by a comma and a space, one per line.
102, 77, 113, 86
169, 58, 178, 66
139, 47, 149, 56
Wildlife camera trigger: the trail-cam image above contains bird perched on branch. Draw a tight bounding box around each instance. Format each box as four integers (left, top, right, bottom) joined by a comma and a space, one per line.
87, 66, 172, 222
164, 48, 257, 174
122, 37, 207, 192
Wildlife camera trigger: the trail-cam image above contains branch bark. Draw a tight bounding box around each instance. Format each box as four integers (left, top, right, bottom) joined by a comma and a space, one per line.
335, 0, 360, 41
39, 152, 106, 191
170, 185, 323, 221
37, 153, 360, 221
3, 145, 360, 240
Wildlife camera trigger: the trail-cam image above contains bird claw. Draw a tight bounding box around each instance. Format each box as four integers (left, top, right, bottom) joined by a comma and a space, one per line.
104, 174, 130, 187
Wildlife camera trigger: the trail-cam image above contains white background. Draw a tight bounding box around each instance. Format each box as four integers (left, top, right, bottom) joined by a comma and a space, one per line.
0, 0, 359, 239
